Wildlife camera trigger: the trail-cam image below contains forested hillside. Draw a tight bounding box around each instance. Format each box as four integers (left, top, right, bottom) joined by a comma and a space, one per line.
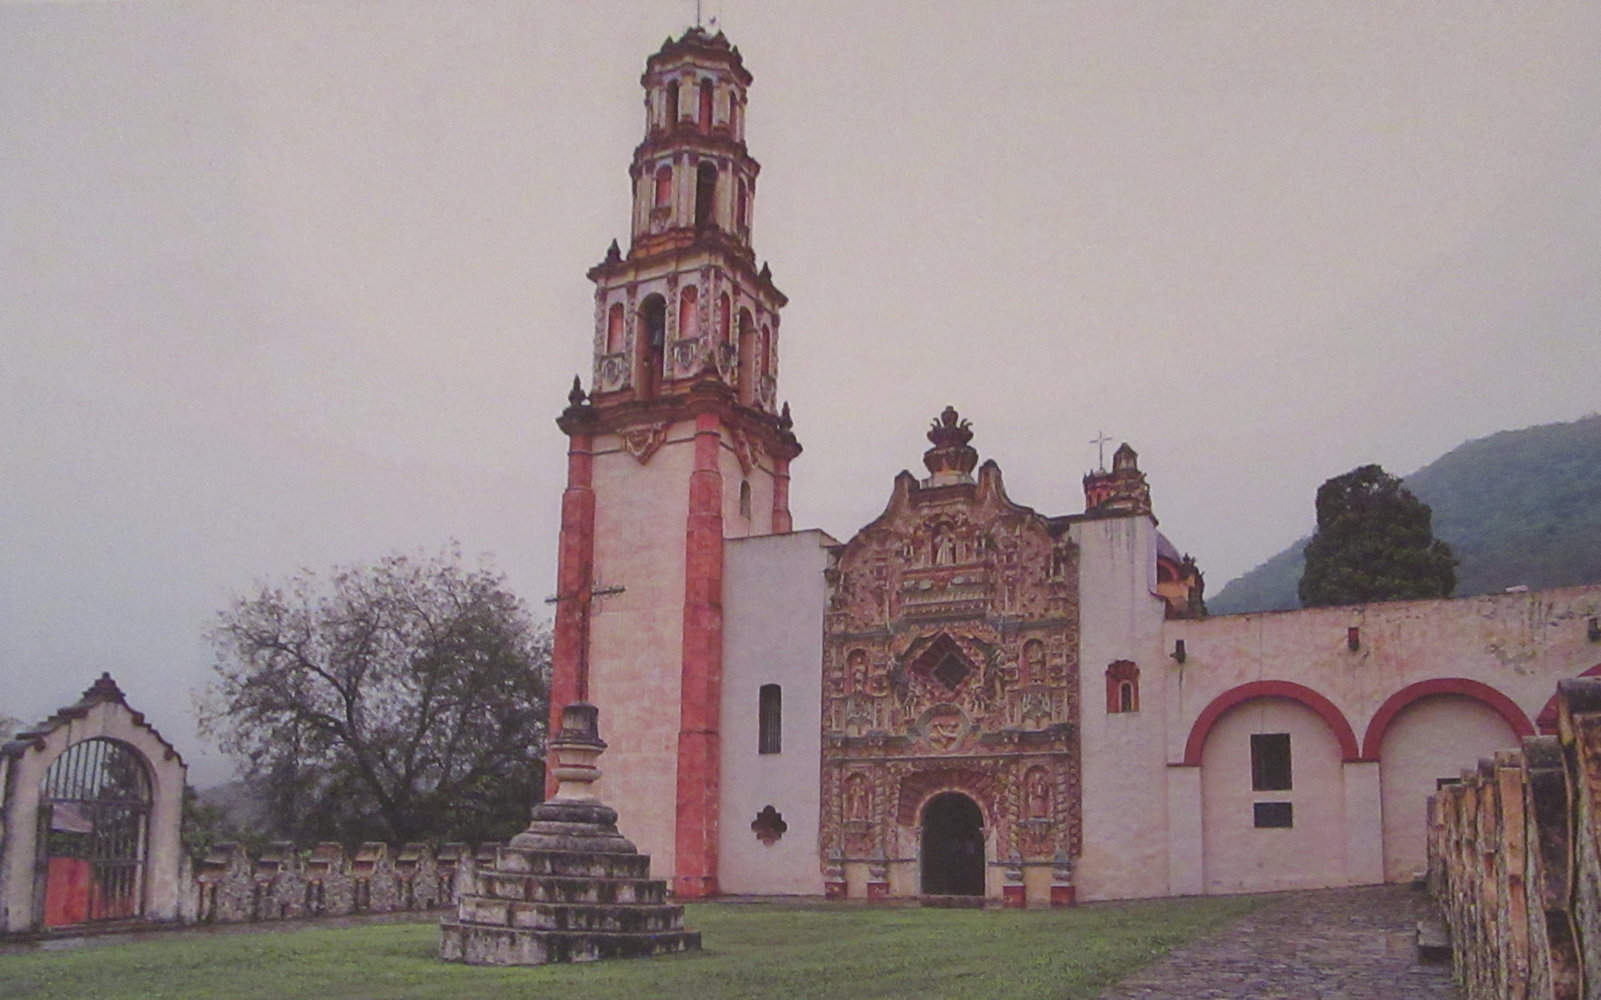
1209, 415, 1601, 615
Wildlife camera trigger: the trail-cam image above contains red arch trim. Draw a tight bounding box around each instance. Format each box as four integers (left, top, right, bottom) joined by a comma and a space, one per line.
1181, 681, 1361, 767
1361, 677, 1535, 759
1535, 663, 1601, 735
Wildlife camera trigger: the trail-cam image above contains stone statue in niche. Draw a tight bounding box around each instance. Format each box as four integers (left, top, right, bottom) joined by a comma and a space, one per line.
934, 529, 955, 566
1026, 768, 1052, 820
844, 773, 871, 821
847, 650, 869, 694
1023, 640, 1046, 686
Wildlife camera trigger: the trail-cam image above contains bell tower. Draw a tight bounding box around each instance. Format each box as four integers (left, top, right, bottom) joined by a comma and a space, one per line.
548, 28, 800, 898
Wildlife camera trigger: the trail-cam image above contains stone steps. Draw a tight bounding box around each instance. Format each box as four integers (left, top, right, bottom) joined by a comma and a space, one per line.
476, 871, 667, 905
490, 847, 652, 880
438, 703, 700, 966
457, 896, 687, 934
439, 920, 701, 965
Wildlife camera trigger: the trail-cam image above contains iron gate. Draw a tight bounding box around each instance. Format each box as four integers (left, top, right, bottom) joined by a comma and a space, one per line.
38, 738, 152, 925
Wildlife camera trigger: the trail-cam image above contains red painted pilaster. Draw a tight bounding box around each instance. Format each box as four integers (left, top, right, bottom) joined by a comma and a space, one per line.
1003, 884, 1027, 908
771, 456, 792, 534
675, 409, 725, 897
545, 432, 595, 800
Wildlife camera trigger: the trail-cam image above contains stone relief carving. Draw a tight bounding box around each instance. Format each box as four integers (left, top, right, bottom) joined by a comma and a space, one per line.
670, 336, 702, 377
729, 427, 763, 475
597, 354, 630, 393
619, 422, 668, 464
819, 434, 1083, 873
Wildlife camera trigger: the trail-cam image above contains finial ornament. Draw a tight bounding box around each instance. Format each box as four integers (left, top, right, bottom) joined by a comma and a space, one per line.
779, 401, 793, 430
568, 375, 588, 408
605, 239, 621, 263
923, 406, 979, 484
927, 405, 974, 448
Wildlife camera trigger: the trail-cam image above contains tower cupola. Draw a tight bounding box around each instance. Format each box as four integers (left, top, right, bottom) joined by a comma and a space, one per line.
1083, 443, 1153, 515
583, 27, 788, 419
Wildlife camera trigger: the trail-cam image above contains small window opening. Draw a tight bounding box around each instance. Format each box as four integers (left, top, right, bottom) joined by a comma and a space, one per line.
666, 81, 680, 129
1254, 801, 1294, 828
736, 310, 757, 403
1105, 660, 1139, 713
678, 285, 699, 338
639, 295, 667, 395
758, 684, 782, 754
1250, 733, 1292, 791
654, 165, 673, 208
606, 303, 625, 353
739, 480, 752, 519
695, 162, 718, 230
698, 79, 714, 132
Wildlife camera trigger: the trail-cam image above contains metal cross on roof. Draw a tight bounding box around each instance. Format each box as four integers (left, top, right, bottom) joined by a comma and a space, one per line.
1090, 431, 1113, 471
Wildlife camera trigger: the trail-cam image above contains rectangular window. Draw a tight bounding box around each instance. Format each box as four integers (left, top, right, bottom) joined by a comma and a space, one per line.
1254, 801, 1293, 828
758, 684, 782, 755
1250, 733, 1292, 791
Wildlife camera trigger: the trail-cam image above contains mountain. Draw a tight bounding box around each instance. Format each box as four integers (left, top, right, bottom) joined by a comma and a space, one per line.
1209, 415, 1601, 615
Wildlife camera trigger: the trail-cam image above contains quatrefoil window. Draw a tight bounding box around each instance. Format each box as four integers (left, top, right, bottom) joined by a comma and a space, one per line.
751, 805, 788, 846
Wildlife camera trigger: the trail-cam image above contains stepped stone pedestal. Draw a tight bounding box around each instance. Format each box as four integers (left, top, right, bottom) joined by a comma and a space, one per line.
439, 703, 700, 965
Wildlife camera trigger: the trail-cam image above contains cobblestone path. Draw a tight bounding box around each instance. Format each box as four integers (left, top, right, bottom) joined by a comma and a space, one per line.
1096, 884, 1461, 1000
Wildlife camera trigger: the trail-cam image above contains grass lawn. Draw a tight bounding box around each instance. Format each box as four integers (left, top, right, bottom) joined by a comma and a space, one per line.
0, 895, 1264, 1000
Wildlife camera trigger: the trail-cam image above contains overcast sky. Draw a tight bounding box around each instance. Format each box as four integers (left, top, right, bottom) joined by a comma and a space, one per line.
5, 1, 1599, 785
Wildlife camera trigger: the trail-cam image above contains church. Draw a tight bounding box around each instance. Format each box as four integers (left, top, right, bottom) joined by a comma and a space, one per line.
545, 28, 1601, 906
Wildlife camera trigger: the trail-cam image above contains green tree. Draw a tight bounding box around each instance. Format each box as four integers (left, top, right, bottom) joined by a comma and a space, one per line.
1299, 464, 1457, 608
198, 547, 549, 845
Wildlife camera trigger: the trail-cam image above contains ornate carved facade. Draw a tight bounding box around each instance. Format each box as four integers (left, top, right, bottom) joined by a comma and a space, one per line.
820, 408, 1081, 900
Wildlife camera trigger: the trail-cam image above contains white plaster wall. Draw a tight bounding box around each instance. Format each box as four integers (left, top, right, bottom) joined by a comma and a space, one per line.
586, 425, 695, 878
1071, 513, 1175, 901
0, 698, 185, 931
717, 436, 776, 539
1165, 587, 1601, 762
1200, 697, 1347, 893
1378, 694, 1516, 881
1164, 585, 1601, 895
717, 529, 832, 894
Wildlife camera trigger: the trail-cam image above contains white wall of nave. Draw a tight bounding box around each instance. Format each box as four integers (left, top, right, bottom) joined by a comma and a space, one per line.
717, 530, 832, 894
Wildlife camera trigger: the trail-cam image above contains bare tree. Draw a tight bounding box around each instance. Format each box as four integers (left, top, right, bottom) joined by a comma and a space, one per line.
199, 547, 549, 844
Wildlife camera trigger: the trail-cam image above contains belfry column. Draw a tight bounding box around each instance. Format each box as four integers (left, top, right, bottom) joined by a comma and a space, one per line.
675, 402, 726, 896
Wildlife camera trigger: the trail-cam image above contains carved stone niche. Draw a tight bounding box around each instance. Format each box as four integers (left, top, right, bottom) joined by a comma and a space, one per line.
671, 335, 703, 376
597, 353, 631, 393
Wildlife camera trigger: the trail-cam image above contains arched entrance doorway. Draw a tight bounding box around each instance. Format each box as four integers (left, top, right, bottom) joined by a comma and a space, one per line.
920, 792, 985, 895
38, 738, 152, 926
